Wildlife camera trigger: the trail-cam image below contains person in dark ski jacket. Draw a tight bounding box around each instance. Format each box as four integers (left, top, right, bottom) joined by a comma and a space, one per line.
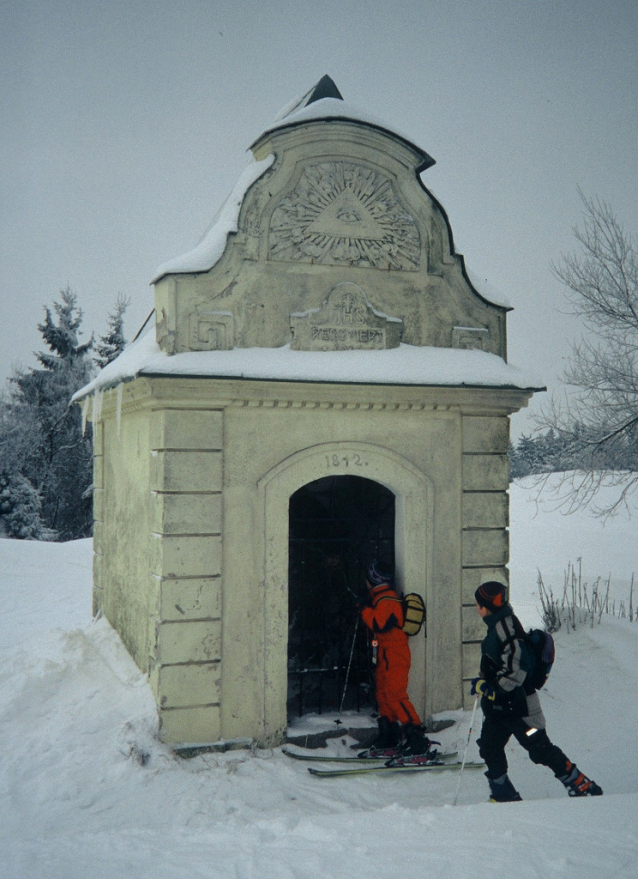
472, 580, 603, 802
359, 561, 431, 758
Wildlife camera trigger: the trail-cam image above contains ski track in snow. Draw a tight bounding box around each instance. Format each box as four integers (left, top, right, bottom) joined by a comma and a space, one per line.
1, 476, 637, 878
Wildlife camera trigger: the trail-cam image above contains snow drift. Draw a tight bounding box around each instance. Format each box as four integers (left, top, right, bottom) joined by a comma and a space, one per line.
0, 477, 636, 878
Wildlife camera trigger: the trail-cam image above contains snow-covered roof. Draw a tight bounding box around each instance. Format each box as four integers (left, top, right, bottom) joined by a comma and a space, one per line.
151, 155, 275, 284
73, 325, 544, 402
253, 97, 434, 167
252, 75, 434, 170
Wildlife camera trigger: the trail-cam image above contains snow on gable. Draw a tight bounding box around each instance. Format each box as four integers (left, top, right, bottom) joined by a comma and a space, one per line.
465, 269, 512, 310
151, 155, 275, 283
254, 96, 434, 171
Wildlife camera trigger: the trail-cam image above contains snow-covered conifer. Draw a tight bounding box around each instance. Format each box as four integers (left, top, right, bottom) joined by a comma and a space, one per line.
95, 294, 130, 369
0, 287, 95, 540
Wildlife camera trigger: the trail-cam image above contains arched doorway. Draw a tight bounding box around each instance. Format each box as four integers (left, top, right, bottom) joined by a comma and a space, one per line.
287, 475, 395, 718
258, 441, 433, 744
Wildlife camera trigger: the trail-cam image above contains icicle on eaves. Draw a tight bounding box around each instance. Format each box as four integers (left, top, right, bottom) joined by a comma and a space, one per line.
116, 383, 123, 437
81, 396, 90, 436
93, 388, 104, 424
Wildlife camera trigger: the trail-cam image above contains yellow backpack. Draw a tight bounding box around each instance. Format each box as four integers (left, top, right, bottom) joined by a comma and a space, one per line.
402, 593, 426, 636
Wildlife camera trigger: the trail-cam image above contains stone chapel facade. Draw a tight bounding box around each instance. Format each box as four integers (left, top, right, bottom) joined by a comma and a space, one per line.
80, 77, 541, 746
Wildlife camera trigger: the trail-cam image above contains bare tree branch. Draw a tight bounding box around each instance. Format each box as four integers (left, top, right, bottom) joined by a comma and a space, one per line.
539, 192, 638, 516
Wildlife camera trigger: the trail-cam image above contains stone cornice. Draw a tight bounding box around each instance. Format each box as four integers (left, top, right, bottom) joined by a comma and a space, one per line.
83, 374, 536, 422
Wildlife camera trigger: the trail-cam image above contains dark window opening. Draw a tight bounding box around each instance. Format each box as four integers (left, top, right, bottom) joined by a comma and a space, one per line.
287, 475, 395, 719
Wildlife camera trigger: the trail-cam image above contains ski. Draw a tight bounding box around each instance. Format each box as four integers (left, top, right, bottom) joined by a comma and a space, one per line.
283, 748, 386, 764
282, 747, 458, 765
307, 761, 484, 778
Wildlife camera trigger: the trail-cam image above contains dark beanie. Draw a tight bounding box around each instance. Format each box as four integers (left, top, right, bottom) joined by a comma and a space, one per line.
367, 560, 393, 587
475, 581, 507, 612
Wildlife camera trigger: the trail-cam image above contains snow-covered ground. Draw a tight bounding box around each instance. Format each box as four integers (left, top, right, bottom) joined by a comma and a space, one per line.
1, 476, 636, 878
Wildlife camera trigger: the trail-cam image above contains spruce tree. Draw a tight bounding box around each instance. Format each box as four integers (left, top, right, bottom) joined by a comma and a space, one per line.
0, 287, 95, 540
95, 294, 130, 368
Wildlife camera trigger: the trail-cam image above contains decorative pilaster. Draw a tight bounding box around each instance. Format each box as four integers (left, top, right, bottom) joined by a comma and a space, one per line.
148, 408, 225, 743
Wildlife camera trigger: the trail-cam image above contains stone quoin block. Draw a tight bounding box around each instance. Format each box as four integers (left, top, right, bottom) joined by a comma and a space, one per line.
159, 705, 221, 744
158, 576, 222, 622
150, 492, 222, 535
150, 409, 223, 450
462, 642, 482, 680
461, 491, 508, 529
150, 662, 221, 708
462, 529, 509, 567
154, 619, 222, 665
150, 534, 222, 578
93, 452, 104, 489
462, 605, 486, 642
462, 454, 510, 491
150, 450, 223, 493
461, 567, 510, 604
462, 416, 509, 453
93, 487, 105, 523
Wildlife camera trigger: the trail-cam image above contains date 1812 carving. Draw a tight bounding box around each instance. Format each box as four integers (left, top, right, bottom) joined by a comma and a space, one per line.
269, 162, 420, 271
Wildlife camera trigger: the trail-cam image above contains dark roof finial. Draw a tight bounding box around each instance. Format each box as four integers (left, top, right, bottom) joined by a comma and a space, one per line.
276, 75, 344, 122
305, 75, 343, 105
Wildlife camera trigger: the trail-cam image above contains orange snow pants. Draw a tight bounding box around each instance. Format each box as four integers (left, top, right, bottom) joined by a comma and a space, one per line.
375, 640, 421, 726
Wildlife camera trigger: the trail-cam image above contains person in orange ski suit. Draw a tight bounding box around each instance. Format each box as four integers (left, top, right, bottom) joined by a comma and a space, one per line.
360, 561, 429, 756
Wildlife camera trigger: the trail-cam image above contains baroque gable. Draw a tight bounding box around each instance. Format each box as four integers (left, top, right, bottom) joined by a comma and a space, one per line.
152, 81, 508, 360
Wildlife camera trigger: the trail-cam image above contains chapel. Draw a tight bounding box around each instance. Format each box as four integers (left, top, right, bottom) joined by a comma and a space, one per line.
76, 76, 542, 745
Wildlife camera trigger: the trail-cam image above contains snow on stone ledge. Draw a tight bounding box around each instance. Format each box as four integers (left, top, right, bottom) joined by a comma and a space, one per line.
150, 155, 275, 283
73, 327, 545, 403
465, 269, 512, 310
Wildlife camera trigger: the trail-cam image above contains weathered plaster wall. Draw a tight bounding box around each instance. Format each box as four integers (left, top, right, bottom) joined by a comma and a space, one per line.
94, 392, 153, 672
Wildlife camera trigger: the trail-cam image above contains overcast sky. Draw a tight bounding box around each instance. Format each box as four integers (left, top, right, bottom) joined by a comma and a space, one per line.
1, 0, 636, 434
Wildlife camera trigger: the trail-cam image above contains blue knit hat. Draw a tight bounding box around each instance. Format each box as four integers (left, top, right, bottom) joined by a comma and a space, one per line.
367, 560, 393, 587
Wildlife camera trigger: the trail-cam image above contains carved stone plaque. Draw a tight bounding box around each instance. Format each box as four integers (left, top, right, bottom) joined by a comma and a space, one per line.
269, 162, 420, 271
452, 326, 489, 351
290, 283, 402, 350
189, 311, 234, 351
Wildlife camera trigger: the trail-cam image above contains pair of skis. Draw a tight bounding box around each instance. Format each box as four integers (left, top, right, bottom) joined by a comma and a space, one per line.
282, 747, 484, 778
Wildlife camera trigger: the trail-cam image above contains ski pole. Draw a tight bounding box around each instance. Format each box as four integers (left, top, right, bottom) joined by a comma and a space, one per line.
452, 695, 479, 806
339, 615, 359, 714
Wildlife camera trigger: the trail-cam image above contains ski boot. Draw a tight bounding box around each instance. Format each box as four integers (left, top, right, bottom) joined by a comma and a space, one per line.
357, 717, 402, 759
388, 725, 441, 766
487, 773, 523, 803
559, 761, 603, 797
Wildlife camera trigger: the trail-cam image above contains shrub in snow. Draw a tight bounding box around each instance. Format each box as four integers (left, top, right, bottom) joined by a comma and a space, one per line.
0, 470, 53, 540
